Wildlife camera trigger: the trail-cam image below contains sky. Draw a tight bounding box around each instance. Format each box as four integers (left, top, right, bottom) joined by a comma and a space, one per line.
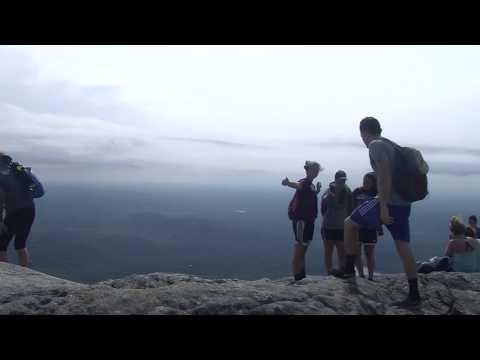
1, 45, 480, 194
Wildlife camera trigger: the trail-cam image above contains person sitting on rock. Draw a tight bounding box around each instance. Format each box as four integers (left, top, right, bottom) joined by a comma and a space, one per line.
445, 216, 477, 257
0, 153, 37, 267
282, 161, 322, 281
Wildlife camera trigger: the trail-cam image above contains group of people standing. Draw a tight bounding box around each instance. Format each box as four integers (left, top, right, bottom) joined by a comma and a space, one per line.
283, 165, 381, 281
283, 116, 426, 307
321, 170, 382, 281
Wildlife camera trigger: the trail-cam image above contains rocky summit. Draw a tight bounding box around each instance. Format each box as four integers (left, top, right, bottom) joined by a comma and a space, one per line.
1, 262, 479, 315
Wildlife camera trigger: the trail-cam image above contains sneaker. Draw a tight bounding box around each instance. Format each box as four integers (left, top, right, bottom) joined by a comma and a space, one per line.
391, 296, 421, 308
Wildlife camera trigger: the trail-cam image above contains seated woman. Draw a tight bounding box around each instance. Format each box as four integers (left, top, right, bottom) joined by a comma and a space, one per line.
445, 216, 478, 273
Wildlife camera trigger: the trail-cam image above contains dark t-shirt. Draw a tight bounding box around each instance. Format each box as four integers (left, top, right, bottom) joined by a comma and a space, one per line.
293, 178, 318, 221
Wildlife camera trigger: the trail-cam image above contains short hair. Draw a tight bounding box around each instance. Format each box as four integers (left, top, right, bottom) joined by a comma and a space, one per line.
360, 117, 382, 136
469, 215, 478, 223
450, 216, 466, 236
304, 161, 322, 172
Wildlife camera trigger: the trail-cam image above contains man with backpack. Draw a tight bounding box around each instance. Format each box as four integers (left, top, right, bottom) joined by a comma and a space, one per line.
333, 117, 429, 307
0, 153, 45, 267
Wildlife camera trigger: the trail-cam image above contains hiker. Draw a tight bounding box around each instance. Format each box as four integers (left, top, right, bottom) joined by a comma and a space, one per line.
0, 153, 44, 267
465, 215, 480, 238
320, 170, 354, 275
334, 117, 429, 307
352, 172, 383, 280
282, 161, 322, 281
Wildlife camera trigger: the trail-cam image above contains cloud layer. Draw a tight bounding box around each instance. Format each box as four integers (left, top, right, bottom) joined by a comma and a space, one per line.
1, 46, 480, 189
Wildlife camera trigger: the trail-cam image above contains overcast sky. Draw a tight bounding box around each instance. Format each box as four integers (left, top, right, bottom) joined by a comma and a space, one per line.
1, 45, 480, 194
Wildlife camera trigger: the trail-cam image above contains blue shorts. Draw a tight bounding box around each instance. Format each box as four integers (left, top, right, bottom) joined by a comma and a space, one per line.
349, 198, 411, 242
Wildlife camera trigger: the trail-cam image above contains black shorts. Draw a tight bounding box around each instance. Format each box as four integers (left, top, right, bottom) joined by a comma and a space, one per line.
292, 220, 315, 246
359, 228, 378, 244
0, 206, 35, 251
322, 228, 344, 242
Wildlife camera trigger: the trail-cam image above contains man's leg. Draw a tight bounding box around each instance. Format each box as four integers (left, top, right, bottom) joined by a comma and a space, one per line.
389, 205, 420, 306
342, 218, 360, 277
393, 240, 420, 304
394, 241, 417, 279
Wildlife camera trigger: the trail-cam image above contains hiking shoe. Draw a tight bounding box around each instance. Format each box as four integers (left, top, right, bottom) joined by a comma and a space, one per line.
331, 269, 356, 280
294, 274, 306, 282
391, 296, 422, 308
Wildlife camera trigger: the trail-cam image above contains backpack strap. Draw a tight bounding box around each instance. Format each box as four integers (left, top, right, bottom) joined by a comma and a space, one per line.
379, 137, 403, 152
369, 137, 402, 167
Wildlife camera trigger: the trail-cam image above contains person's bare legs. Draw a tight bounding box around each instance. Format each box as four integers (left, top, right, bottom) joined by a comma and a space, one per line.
0, 251, 7, 263
356, 243, 365, 277
16, 248, 29, 267
323, 239, 334, 274
334, 240, 345, 271
364, 245, 375, 280
393, 240, 417, 280
331, 217, 361, 278
344, 218, 360, 255
292, 243, 307, 276
391, 239, 421, 305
